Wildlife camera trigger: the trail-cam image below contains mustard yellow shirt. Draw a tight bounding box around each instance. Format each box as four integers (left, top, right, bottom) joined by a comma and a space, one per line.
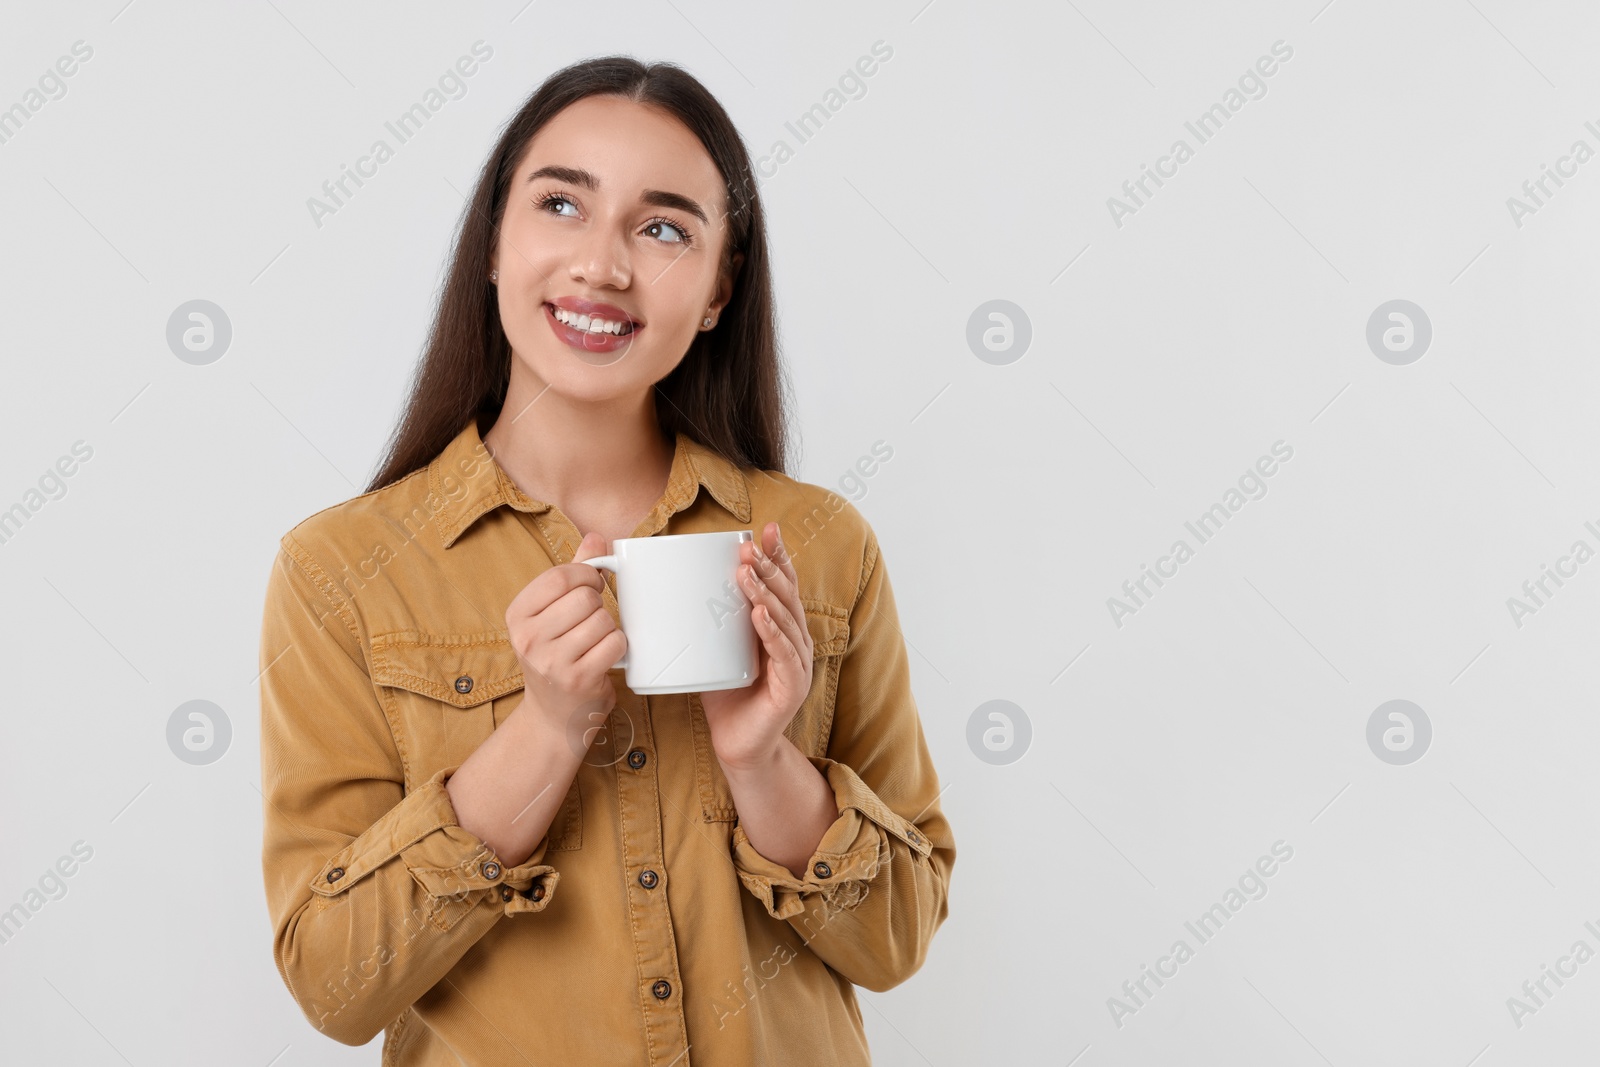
258, 415, 956, 1065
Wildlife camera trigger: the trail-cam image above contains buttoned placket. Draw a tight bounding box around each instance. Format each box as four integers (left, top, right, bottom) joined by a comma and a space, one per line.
519, 488, 697, 1066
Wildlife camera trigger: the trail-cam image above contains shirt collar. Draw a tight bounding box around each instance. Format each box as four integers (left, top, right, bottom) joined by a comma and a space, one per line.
430, 417, 752, 549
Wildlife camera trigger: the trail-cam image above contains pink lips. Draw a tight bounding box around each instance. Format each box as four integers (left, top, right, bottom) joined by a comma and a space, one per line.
543, 297, 643, 356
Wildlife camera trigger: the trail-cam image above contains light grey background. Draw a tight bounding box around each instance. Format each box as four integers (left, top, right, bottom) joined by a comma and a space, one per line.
2, 0, 1597, 1063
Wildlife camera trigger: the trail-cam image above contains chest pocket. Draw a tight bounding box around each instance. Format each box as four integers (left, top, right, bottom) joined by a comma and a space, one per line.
370, 630, 582, 851
690, 603, 849, 823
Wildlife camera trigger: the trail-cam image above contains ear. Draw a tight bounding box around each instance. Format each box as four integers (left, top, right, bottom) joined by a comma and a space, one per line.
710, 250, 744, 315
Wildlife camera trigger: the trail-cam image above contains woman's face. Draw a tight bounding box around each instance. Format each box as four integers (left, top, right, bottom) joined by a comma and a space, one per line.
491, 95, 739, 404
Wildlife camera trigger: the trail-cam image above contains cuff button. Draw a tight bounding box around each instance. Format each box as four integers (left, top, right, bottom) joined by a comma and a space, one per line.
481, 861, 502, 880
498, 885, 514, 902
813, 861, 832, 879
530, 883, 545, 901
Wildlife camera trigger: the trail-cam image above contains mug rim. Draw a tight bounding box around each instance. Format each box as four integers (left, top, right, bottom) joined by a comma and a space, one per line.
611, 529, 752, 546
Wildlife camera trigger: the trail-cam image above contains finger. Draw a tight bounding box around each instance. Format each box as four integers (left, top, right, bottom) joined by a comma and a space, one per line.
744, 542, 811, 658
570, 530, 611, 564
563, 530, 613, 595
508, 555, 606, 620
757, 523, 800, 590
753, 603, 806, 680
574, 625, 627, 677
536, 608, 621, 688
748, 534, 797, 606
540, 584, 609, 642
740, 561, 807, 659
512, 543, 611, 617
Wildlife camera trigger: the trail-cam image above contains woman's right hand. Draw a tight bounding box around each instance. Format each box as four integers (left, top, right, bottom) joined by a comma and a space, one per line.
504, 530, 626, 744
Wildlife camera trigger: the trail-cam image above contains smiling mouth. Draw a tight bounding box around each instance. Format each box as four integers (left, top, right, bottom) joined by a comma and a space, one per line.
546, 303, 640, 336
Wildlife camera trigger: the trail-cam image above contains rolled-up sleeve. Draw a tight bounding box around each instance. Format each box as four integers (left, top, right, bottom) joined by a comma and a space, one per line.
729, 525, 955, 993
259, 540, 559, 1046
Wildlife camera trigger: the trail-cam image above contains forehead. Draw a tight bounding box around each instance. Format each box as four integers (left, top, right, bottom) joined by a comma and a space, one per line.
520, 95, 728, 218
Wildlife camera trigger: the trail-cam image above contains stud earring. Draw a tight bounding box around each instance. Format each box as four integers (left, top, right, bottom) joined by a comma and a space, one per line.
490, 269, 498, 283
702, 316, 713, 328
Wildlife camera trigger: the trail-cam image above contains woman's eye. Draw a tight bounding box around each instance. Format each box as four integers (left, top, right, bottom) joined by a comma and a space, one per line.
645, 219, 688, 244
540, 194, 578, 218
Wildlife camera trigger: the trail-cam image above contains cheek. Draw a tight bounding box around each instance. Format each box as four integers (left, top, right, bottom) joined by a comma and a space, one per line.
646, 268, 718, 335
496, 213, 563, 284
494, 283, 546, 356
636, 312, 707, 377
493, 233, 556, 338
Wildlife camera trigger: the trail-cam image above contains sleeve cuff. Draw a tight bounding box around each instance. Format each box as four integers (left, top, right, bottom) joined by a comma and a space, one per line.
730, 756, 933, 921
309, 765, 561, 920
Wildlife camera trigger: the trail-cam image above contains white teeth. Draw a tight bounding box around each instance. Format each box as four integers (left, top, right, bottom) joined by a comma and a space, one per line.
552, 306, 632, 335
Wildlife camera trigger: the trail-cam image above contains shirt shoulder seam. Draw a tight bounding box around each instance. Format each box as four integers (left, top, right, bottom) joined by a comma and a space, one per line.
280, 465, 434, 551
279, 532, 363, 648
854, 523, 880, 607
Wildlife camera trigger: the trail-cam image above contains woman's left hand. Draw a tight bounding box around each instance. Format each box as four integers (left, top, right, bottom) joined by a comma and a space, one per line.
700, 522, 814, 770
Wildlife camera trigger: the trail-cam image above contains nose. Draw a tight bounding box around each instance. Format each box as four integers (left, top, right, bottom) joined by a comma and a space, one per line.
569, 218, 630, 290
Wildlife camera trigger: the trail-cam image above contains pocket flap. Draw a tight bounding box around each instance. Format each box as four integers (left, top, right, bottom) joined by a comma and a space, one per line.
370, 631, 524, 709
802, 601, 849, 657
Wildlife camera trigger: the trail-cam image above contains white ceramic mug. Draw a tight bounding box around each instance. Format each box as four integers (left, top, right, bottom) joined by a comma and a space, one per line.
579, 530, 759, 695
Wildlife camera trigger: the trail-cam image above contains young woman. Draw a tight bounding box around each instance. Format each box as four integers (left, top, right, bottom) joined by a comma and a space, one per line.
259, 56, 954, 1066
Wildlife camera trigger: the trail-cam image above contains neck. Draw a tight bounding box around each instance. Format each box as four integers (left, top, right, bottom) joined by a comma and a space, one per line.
481, 371, 674, 517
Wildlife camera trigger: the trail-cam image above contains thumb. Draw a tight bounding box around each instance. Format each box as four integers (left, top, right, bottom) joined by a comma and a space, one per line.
571, 530, 610, 564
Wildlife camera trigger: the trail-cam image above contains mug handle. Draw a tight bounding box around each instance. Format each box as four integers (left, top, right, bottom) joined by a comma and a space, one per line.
578, 556, 627, 670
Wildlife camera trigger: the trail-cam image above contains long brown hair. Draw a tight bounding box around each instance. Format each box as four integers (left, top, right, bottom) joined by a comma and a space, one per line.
365, 56, 789, 494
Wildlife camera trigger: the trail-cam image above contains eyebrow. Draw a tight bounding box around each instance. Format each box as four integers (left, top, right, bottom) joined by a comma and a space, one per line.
526, 164, 710, 225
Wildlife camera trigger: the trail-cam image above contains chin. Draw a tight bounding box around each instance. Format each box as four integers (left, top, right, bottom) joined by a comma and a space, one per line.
526, 357, 650, 402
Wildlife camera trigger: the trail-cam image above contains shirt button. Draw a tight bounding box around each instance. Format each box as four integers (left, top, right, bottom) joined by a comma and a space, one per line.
651, 979, 672, 1000
499, 886, 514, 902
627, 748, 648, 769
454, 675, 474, 694
326, 867, 345, 883
530, 882, 545, 901
481, 861, 502, 880
638, 869, 659, 889
813, 861, 832, 879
